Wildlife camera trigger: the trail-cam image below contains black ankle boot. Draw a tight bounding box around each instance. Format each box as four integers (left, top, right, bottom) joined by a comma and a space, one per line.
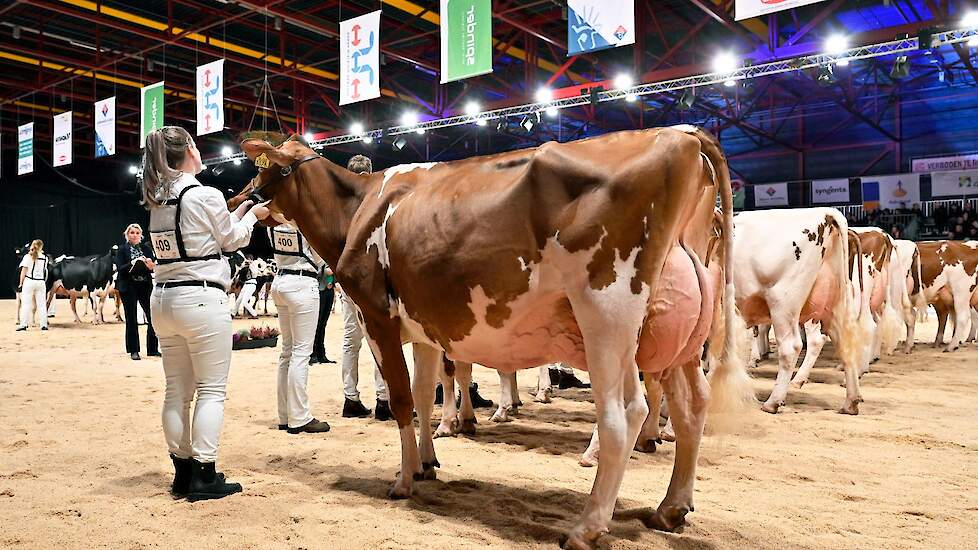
187, 459, 242, 502
170, 455, 193, 497
434, 383, 444, 405
468, 383, 494, 409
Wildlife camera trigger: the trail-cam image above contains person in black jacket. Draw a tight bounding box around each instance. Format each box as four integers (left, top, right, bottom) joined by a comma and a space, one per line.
117, 223, 159, 360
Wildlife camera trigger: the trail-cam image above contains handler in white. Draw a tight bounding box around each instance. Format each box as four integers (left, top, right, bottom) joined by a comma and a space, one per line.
233, 258, 259, 318
143, 126, 269, 502
269, 224, 330, 434
16, 239, 49, 331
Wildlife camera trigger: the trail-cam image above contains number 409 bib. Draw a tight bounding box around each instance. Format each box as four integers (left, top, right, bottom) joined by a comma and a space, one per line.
151, 231, 181, 260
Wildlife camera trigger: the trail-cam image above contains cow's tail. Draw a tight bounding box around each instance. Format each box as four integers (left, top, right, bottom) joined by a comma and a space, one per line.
694, 130, 755, 431
837, 224, 870, 381
879, 242, 905, 356
911, 248, 928, 322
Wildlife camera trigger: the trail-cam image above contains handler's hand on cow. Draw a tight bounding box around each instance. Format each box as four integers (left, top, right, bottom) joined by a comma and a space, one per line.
233, 199, 255, 220
250, 201, 271, 221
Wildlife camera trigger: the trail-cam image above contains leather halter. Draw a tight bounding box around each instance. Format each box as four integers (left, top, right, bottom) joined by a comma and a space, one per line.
248, 153, 321, 203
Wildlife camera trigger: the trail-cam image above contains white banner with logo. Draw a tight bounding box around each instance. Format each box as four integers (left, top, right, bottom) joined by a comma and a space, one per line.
94, 97, 116, 158
567, 0, 635, 55
753, 182, 789, 208
912, 153, 978, 173
736, 0, 827, 20
865, 173, 921, 209
196, 59, 224, 136
811, 178, 850, 204
53, 111, 72, 167
17, 123, 33, 175
340, 11, 381, 105
931, 170, 978, 197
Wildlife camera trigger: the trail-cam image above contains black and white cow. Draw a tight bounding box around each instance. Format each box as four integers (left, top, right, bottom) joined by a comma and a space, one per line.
48, 246, 118, 324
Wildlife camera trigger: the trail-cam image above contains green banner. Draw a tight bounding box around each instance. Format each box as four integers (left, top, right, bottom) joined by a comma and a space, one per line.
440, 0, 492, 83
140, 81, 165, 149
732, 180, 745, 209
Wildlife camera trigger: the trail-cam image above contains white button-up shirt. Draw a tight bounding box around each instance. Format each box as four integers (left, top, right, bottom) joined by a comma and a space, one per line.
151, 172, 257, 288
19, 253, 48, 280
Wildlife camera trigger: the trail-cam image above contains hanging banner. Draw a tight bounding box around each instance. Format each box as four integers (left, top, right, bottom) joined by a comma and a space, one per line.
912, 153, 978, 173
94, 96, 116, 158
861, 173, 920, 211
931, 170, 978, 197
736, 0, 827, 21
340, 11, 381, 106
811, 178, 850, 204
567, 0, 635, 55
140, 81, 165, 148
196, 59, 224, 136
753, 182, 789, 208
52, 111, 72, 167
440, 0, 492, 83
18, 122, 34, 176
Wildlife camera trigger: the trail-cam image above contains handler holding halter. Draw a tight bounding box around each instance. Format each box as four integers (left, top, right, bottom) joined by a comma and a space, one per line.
143, 126, 269, 502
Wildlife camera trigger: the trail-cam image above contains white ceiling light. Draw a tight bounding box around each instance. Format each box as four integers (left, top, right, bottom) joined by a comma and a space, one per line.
545, 106, 558, 117
535, 87, 552, 103
303, 132, 314, 142
713, 52, 738, 74
350, 122, 364, 135
464, 101, 481, 117
128, 165, 139, 174
825, 34, 849, 55
613, 73, 633, 89
401, 112, 419, 127
221, 146, 232, 157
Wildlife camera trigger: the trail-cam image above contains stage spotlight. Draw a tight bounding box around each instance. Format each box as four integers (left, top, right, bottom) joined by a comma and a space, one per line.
825, 34, 849, 55
520, 115, 535, 133
678, 88, 695, 110
350, 122, 364, 135
613, 73, 633, 89
545, 106, 558, 117
128, 165, 139, 174
233, 159, 242, 166
393, 136, 408, 151
401, 112, 419, 127
476, 118, 487, 127
713, 52, 738, 74
535, 87, 552, 103
464, 101, 481, 117
817, 64, 836, 86
303, 132, 314, 142
363, 135, 374, 144
221, 146, 232, 157
213, 165, 225, 176
890, 55, 910, 79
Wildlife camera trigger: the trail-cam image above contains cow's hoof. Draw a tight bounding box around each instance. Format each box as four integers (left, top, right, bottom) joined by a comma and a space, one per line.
579, 448, 599, 468
643, 505, 689, 532
533, 390, 552, 403
433, 423, 454, 438
421, 462, 439, 481
459, 417, 477, 436
839, 401, 859, 415
761, 402, 781, 414
489, 407, 512, 423
790, 378, 807, 389
387, 482, 412, 500
560, 525, 606, 550
634, 438, 657, 453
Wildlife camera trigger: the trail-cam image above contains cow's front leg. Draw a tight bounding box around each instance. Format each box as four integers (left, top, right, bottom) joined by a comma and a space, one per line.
361, 318, 420, 499
411, 344, 441, 480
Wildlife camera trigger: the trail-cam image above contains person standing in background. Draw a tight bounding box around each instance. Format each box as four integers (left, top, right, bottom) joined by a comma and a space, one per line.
268, 223, 331, 434
310, 265, 336, 365
116, 223, 159, 360
233, 256, 259, 318
16, 239, 49, 332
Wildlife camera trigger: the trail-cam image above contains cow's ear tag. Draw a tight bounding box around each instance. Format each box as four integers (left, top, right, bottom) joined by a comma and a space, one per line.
255, 153, 270, 169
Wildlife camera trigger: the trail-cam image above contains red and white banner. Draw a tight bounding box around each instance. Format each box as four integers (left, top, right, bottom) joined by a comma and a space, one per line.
912, 153, 978, 173
736, 0, 827, 21
339, 10, 381, 105
196, 59, 224, 136
753, 182, 789, 208
53, 111, 72, 167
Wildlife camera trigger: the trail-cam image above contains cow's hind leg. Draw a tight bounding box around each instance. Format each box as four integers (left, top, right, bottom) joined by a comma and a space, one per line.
791, 321, 825, 389
562, 303, 647, 549
762, 311, 803, 414
644, 359, 707, 531
454, 361, 477, 435
411, 344, 442, 480
947, 278, 974, 352
535, 365, 553, 403
490, 372, 517, 422
635, 376, 665, 453
434, 365, 458, 438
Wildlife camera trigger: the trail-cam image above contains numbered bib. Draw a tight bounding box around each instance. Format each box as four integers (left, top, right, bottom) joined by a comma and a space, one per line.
273, 231, 301, 254
151, 231, 181, 260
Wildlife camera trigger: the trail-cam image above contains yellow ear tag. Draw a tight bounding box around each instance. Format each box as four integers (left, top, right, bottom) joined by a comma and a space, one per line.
255, 153, 270, 169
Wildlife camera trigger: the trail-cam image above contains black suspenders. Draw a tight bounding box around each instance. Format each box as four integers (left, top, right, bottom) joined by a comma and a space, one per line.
156, 185, 223, 265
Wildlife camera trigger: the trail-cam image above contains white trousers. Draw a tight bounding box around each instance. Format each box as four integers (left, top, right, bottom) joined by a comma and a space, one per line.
151, 286, 231, 463
235, 281, 257, 316
340, 291, 388, 401
271, 274, 318, 428
19, 279, 48, 329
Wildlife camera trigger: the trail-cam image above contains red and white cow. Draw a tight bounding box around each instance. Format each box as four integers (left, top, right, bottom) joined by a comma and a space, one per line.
232, 126, 752, 547
919, 240, 978, 351
733, 208, 863, 414
890, 239, 927, 353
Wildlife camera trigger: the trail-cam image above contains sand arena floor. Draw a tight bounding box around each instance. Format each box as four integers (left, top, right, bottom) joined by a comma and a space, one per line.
1, 298, 977, 549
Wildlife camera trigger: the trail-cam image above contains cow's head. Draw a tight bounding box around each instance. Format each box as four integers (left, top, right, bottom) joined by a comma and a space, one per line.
229, 133, 320, 226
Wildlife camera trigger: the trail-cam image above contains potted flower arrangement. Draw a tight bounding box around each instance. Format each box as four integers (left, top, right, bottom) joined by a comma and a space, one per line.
232, 325, 280, 350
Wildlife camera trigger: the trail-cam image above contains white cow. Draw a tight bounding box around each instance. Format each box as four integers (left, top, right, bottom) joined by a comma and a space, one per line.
733, 208, 864, 414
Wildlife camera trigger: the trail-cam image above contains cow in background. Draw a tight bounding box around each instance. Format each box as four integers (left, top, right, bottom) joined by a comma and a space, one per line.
47, 246, 118, 324
919, 240, 978, 351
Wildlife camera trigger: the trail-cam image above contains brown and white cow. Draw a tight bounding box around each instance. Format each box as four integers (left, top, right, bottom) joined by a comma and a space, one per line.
919, 240, 978, 351
733, 208, 863, 414
232, 126, 751, 548
890, 239, 927, 353
849, 227, 901, 366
